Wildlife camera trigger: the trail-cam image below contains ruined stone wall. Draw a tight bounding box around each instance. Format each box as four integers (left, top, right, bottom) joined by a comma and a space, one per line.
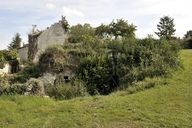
18, 45, 28, 62
33, 22, 68, 63
28, 33, 41, 62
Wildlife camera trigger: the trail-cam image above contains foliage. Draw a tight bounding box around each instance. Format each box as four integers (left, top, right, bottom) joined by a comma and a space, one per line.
14, 63, 40, 83
95, 19, 136, 39
76, 37, 180, 95
61, 16, 70, 32
0, 83, 26, 95
155, 16, 176, 39
0, 49, 18, 70
38, 45, 66, 73
38, 45, 80, 75
77, 55, 113, 95
109, 19, 136, 39
8, 33, 22, 50
95, 24, 110, 38
68, 23, 95, 43
182, 30, 192, 49
0, 77, 26, 95
0, 50, 191, 128
0, 52, 5, 68
45, 79, 87, 100
0, 49, 18, 61
38, 18, 180, 96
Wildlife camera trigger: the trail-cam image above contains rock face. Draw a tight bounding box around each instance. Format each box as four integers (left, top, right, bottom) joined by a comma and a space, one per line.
38, 73, 56, 87
19, 17, 69, 63
25, 78, 45, 96
24, 73, 56, 96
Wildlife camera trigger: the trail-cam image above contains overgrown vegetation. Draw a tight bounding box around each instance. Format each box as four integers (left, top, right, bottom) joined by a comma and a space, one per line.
76, 37, 180, 95
0, 16, 181, 99
0, 50, 191, 128
45, 79, 87, 100
0, 33, 21, 71
14, 63, 40, 83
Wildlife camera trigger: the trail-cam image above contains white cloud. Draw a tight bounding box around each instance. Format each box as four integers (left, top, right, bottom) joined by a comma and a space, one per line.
62, 7, 84, 18
46, 3, 56, 10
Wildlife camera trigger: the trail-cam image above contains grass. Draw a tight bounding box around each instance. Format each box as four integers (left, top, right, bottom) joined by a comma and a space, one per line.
0, 50, 192, 128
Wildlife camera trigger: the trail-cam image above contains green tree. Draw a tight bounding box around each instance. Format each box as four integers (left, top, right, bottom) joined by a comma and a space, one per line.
61, 16, 70, 32
95, 19, 136, 39
95, 24, 110, 38
68, 23, 95, 43
183, 30, 192, 48
155, 16, 176, 39
8, 33, 22, 50
109, 19, 136, 39
184, 30, 192, 39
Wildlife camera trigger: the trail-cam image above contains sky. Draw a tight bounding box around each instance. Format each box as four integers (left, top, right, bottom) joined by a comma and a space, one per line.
0, 0, 192, 50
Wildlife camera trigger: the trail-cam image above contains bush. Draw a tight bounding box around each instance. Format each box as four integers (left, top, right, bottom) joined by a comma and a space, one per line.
38, 36, 180, 96
0, 82, 26, 95
0, 49, 18, 69
76, 37, 180, 95
38, 45, 79, 74
45, 79, 87, 100
77, 55, 113, 95
14, 63, 40, 83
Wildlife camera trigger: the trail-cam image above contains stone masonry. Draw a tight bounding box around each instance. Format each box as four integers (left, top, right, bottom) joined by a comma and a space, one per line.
19, 16, 68, 63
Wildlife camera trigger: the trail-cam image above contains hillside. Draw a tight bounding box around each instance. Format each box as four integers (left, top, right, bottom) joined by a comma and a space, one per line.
0, 50, 192, 128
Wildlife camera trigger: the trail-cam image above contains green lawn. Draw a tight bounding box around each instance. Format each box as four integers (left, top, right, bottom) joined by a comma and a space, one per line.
0, 50, 192, 128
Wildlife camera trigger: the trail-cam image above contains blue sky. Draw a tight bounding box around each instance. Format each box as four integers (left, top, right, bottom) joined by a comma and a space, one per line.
0, 0, 192, 50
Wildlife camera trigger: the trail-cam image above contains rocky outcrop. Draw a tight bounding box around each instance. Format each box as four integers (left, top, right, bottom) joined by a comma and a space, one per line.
25, 78, 45, 96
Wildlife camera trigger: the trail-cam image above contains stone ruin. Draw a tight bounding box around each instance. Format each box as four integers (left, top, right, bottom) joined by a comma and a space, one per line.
18, 16, 69, 63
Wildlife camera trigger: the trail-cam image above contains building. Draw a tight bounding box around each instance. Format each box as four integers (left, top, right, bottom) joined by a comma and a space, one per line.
18, 16, 69, 63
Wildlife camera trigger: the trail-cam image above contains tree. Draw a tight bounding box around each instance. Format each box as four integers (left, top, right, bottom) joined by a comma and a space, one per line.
61, 16, 70, 32
8, 33, 22, 50
95, 19, 136, 39
109, 19, 136, 39
68, 23, 95, 43
183, 30, 192, 48
184, 30, 192, 39
155, 16, 176, 39
95, 24, 110, 38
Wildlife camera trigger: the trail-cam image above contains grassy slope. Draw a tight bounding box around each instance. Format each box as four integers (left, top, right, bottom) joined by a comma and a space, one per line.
0, 50, 192, 128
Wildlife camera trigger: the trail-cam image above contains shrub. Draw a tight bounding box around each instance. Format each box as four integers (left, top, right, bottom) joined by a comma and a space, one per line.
0, 52, 5, 69
14, 63, 40, 83
0, 49, 18, 69
77, 55, 113, 95
76, 37, 180, 95
0, 82, 26, 95
45, 79, 87, 100
38, 45, 80, 75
